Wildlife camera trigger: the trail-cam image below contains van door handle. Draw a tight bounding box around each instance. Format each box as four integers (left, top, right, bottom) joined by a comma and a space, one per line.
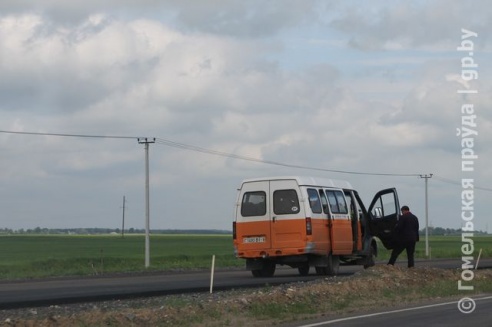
272, 216, 276, 222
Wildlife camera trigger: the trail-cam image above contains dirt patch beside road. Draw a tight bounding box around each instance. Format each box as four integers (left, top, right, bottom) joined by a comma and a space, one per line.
1, 265, 491, 326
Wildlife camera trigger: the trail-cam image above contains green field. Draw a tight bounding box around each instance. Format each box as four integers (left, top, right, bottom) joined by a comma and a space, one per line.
0, 234, 490, 279
0, 234, 239, 279
377, 235, 492, 261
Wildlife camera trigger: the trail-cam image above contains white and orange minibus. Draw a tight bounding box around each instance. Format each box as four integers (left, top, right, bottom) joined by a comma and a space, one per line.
233, 176, 400, 277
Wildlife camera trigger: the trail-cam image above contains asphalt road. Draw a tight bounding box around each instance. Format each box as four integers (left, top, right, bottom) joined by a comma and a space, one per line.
1, 258, 491, 309
289, 295, 492, 327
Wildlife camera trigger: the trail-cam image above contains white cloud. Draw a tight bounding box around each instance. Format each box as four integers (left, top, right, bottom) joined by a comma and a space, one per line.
332, 0, 492, 51
0, 2, 491, 233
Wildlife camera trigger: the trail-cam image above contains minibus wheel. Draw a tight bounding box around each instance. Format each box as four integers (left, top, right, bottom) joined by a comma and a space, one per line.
251, 261, 276, 277
261, 261, 276, 277
315, 255, 339, 276
298, 263, 310, 276
251, 269, 262, 277
326, 255, 340, 276
364, 244, 377, 269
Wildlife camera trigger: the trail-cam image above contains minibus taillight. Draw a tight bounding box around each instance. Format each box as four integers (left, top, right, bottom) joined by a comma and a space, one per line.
233, 222, 237, 240
306, 217, 312, 235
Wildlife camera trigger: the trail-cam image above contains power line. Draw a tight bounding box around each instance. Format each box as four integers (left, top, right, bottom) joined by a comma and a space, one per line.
433, 175, 461, 186
4, 129, 492, 187
434, 175, 492, 192
0, 129, 418, 176
0, 130, 137, 139
154, 138, 420, 177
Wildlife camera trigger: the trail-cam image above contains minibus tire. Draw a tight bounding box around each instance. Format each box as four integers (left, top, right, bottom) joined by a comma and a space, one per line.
326, 255, 340, 276
251, 269, 262, 277
261, 262, 276, 277
298, 263, 310, 276
315, 255, 339, 276
364, 244, 376, 269
251, 262, 276, 277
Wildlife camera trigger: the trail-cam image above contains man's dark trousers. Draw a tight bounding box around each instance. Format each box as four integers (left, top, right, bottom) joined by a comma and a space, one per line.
388, 241, 416, 268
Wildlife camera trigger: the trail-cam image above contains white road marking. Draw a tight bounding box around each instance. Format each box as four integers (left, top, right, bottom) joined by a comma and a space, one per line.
298, 295, 492, 326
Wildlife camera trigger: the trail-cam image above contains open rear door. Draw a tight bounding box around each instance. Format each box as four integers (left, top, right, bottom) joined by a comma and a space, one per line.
367, 188, 399, 249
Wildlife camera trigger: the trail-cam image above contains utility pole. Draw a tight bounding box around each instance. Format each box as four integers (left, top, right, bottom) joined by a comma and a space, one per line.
419, 174, 433, 257
138, 137, 155, 268
121, 196, 126, 238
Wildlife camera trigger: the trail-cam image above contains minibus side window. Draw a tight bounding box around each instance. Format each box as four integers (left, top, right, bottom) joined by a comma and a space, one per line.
273, 190, 300, 215
335, 191, 348, 214
307, 188, 322, 214
326, 191, 338, 213
325, 190, 349, 214
344, 191, 356, 220
241, 191, 266, 217
319, 189, 329, 214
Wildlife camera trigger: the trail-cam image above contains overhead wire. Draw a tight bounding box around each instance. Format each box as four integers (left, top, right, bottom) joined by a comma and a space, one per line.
1, 129, 491, 191
154, 137, 420, 177
434, 175, 492, 192
0, 130, 137, 139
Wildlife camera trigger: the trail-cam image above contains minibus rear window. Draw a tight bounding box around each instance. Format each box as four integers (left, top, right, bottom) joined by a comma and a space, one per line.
273, 189, 300, 215
241, 191, 266, 217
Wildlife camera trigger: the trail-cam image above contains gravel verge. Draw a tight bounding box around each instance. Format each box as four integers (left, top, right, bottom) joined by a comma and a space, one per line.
1, 265, 491, 326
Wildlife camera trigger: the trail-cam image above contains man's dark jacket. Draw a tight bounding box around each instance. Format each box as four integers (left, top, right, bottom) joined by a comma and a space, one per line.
394, 212, 420, 243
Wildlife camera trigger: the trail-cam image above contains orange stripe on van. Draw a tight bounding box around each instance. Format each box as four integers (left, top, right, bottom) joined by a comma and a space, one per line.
235, 218, 314, 258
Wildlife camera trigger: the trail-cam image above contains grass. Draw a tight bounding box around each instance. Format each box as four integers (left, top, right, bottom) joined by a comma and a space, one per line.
2, 234, 491, 326
241, 269, 492, 324
0, 234, 241, 279
233, 268, 492, 325
0, 234, 490, 279
376, 235, 492, 261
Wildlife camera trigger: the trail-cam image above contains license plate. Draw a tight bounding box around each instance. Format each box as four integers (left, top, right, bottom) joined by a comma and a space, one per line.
243, 236, 266, 243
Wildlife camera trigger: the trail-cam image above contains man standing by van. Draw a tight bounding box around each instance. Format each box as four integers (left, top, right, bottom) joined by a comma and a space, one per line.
388, 206, 420, 268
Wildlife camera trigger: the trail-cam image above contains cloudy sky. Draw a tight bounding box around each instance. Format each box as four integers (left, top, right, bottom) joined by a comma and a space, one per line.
1, 0, 491, 232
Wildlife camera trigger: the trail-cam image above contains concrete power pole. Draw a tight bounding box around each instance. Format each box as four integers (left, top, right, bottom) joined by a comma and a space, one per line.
419, 174, 433, 257
138, 138, 155, 268
121, 196, 126, 238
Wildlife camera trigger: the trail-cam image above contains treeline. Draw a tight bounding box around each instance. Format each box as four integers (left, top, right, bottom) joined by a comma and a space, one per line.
0, 227, 231, 235
0, 227, 489, 236
419, 227, 488, 236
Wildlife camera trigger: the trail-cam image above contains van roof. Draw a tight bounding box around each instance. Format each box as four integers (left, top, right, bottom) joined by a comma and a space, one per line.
241, 176, 353, 189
